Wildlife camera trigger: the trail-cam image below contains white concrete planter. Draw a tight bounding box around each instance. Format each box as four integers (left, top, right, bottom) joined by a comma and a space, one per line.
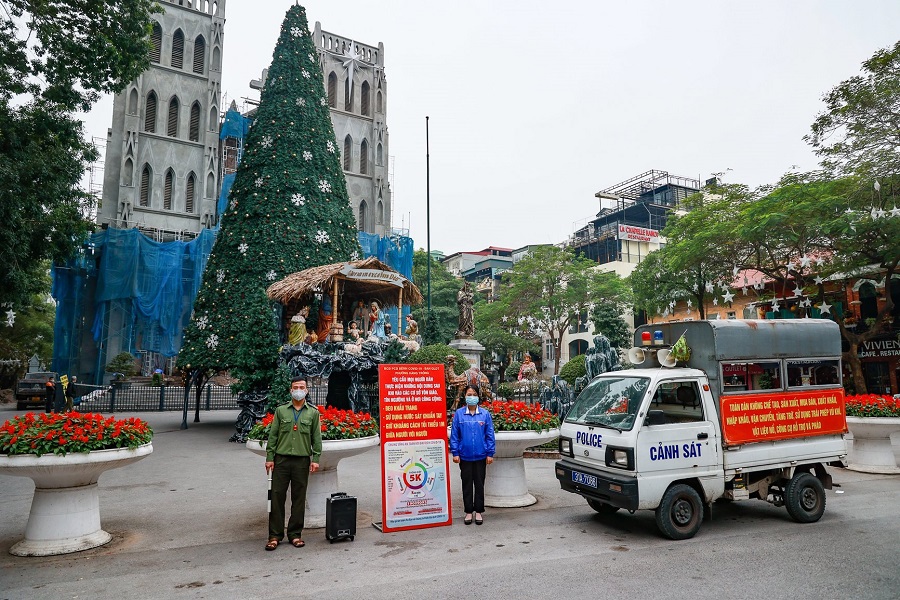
484, 429, 560, 508
0, 443, 153, 556
846, 417, 900, 474
246, 436, 379, 528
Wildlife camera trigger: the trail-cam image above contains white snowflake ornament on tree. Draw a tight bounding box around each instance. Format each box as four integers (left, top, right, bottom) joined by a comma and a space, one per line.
290, 26, 303, 38
301, 69, 311, 79
318, 180, 331, 193
296, 97, 306, 107
303, 150, 312, 161
260, 136, 273, 149
326, 140, 336, 153
238, 242, 249, 254
255, 177, 264, 188
216, 269, 225, 283
206, 334, 219, 349
266, 270, 277, 281
315, 230, 330, 244
291, 193, 306, 207
197, 315, 209, 330
320, 97, 327, 106
350, 250, 360, 260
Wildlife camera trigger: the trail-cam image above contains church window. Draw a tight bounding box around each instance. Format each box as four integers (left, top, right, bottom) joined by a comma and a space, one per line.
212, 46, 220, 71
164, 169, 174, 210
186, 173, 196, 213
172, 29, 184, 69
209, 106, 217, 131
189, 102, 201, 141
128, 88, 138, 115
167, 97, 179, 137
344, 77, 353, 112
376, 90, 382, 114
343, 135, 352, 171
144, 91, 157, 132
193, 36, 206, 74
206, 172, 215, 198
360, 139, 368, 174
376, 143, 382, 166
377, 200, 384, 224
361, 81, 370, 116
122, 159, 133, 186
140, 165, 152, 207
327, 72, 337, 107
150, 23, 161, 63
359, 200, 368, 231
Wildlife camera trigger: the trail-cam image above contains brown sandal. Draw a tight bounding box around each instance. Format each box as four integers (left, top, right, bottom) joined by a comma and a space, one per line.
265, 539, 279, 551
291, 538, 305, 548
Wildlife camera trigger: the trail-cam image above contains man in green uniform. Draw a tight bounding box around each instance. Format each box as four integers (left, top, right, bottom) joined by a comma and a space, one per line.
265, 376, 322, 551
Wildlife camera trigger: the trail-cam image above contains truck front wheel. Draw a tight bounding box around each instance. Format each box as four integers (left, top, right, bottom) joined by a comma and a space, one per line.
587, 499, 620, 514
656, 484, 703, 540
785, 472, 826, 523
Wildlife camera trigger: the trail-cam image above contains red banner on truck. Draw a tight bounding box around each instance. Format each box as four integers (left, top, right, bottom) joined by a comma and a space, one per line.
720, 388, 847, 445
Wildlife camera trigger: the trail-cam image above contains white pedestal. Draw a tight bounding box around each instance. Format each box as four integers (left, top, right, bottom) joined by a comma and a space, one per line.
247, 436, 379, 528
0, 444, 153, 556
484, 429, 559, 507
846, 417, 900, 474
449, 338, 486, 370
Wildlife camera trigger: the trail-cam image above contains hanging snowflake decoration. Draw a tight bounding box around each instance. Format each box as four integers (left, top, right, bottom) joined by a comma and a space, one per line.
216, 269, 225, 283
266, 270, 277, 281
309, 53, 316, 63
4, 309, 15, 327
326, 140, 336, 153
197, 315, 209, 330
290, 26, 303, 38
229, 199, 237, 210
320, 97, 327, 106
238, 242, 249, 254
206, 334, 219, 349
303, 150, 313, 161
291, 193, 306, 207
318, 180, 332, 193
255, 177, 264, 188
350, 250, 360, 260
301, 69, 311, 79
260, 135, 273, 149
315, 230, 330, 244
296, 97, 306, 107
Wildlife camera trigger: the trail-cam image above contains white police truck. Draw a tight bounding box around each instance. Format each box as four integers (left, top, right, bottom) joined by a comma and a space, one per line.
555, 319, 849, 539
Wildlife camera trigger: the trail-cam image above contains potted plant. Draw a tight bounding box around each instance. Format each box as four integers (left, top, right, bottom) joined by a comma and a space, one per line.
844, 394, 900, 474
0, 412, 153, 555
105, 352, 137, 387
245, 406, 379, 528
479, 400, 560, 507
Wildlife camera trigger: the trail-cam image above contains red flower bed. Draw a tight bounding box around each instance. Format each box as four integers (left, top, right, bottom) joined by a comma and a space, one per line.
481, 400, 560, 432
0, 412, 153, 457
248, 406, 378, 441
844, 394, 900, 418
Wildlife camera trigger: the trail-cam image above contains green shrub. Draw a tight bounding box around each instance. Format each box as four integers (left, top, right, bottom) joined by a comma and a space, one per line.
496, 382, 516, 399
505, 360, 521, 381
105, 352, 137, 379
406, 344, 469, 375
559, 354, 586, 386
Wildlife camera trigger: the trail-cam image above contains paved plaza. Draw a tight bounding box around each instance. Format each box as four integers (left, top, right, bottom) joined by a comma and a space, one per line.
1, 409, 898, 600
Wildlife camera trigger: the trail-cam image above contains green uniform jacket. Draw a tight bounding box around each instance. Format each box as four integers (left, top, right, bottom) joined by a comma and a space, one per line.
266, 402, 323, 463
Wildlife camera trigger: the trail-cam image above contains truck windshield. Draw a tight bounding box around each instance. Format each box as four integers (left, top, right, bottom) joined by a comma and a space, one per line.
566, 376, 650, 431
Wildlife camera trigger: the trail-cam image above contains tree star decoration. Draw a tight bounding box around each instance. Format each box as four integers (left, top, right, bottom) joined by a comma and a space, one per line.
238, 242, 249, 254
814, 276, 824, 285
792, 285, 804, 297
5, 309, 15, 327
713, 297, 719, 306
686, 299, 693, 308
303, 150, 312, 161
799, 255, 811, 268
291, 193, 305, 206
318, 180, 331, 193
742, 287, 748, 295
266, 270, 277, 281
339, 40, 369, 99
723, 290, 735, 303
315, 230, 330, 244
819, 301, 832, 315
197, 315, 208, 330
890, 206, 900, 218
786, 261, 796, 272
705, 281, 714, 293
771, 299, 781, 311
216, 269, 225, 283
206, 334, 219, 349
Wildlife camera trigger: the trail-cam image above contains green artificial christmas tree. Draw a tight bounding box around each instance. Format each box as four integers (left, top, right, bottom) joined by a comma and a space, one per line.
178, 4, 360, 401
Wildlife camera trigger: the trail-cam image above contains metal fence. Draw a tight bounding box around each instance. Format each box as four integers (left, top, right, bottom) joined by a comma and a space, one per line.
75, 384, 241, 412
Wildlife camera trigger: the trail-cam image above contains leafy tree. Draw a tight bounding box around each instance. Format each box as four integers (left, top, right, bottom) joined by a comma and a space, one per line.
0, 280, 55, 387
0, 0, 160, 308
474, 294, 536, 381
410, 250, 461, 345
178, 5, 360, 392
559, 354, 586, 386
105, 352, 137, 379
499, 245, 630, 374
589, 303, 631, 352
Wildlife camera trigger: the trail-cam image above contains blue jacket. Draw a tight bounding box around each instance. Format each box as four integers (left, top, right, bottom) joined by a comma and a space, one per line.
449, 406, 496, 461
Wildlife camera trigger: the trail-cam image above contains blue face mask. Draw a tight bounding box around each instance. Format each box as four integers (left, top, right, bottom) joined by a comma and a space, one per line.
465, 395, 479, 406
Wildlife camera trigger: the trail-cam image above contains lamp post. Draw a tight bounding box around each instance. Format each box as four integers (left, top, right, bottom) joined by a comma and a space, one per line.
426, 116, 431, 312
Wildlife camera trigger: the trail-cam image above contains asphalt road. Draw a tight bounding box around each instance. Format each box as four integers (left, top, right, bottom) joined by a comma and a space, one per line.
0, 409, 898, 600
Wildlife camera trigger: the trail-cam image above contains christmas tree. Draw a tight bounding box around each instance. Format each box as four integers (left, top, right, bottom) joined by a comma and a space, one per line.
178, 4, 360, 393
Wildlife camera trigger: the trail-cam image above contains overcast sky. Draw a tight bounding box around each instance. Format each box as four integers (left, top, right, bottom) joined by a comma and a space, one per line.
83, 1, 900, 255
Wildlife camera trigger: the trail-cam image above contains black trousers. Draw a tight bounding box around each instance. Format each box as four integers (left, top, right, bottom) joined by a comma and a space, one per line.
459, 458, 487, 514
268, 454, 311, 541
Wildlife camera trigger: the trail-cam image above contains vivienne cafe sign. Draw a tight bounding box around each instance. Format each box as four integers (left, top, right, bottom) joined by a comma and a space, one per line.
857, 338, 900, 358
339, 264, 406, 287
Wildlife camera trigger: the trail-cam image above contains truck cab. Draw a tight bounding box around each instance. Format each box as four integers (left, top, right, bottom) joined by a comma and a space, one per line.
556, 320, 848, 539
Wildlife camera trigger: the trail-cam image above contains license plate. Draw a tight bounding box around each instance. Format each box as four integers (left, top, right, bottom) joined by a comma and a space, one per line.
571, 470, 598, 488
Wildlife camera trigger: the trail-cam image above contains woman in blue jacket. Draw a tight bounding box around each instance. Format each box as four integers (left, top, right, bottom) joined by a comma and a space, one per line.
449, 385, 496, 525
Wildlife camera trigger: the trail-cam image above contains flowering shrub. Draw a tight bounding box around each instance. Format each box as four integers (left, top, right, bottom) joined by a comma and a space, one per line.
482, 400, 560, 432
248, 405, 379, 441
0, 412, 153, 457
844, 394, 900, 418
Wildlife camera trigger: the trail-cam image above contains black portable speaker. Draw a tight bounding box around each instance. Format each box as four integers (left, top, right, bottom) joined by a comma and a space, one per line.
325, 492, 357, 543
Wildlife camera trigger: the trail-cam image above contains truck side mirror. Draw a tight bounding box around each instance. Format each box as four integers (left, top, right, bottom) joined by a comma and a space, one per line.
647, 410, 666, 426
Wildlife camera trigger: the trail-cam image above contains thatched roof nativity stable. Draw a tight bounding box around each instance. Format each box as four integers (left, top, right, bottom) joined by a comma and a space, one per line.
267, 258, 423, 334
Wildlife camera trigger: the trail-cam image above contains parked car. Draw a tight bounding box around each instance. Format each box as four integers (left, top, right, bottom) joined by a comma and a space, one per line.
15, 372, 58, 411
